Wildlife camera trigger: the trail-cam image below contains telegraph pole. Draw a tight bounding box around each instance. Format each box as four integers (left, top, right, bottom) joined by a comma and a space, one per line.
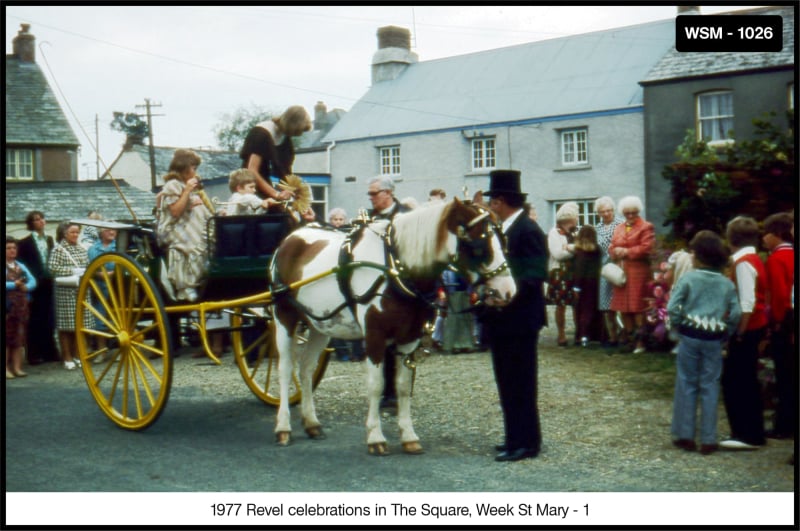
135, 99, 164, 191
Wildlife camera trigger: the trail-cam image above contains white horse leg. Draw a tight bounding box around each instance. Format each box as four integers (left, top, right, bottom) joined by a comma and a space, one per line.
395, 342, 423, 454
297, 329, 329, 439
365, 358, 389, 455
274, 323, 294, 446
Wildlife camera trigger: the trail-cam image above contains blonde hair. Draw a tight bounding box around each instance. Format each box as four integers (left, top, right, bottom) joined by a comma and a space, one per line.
228, 168, 257, 193
276, 105, 312, 134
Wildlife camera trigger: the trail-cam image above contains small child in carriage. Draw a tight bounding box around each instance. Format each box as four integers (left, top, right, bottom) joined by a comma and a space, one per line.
222, 169, 278, 216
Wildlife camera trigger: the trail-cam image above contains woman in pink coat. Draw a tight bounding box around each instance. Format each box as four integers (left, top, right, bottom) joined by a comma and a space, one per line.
608, 196, 655, 354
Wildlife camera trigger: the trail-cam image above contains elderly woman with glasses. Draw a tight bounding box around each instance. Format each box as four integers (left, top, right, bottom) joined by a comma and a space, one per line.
608, 196, 655, 354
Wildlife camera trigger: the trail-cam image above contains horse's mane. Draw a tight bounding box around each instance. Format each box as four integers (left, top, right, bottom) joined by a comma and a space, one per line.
390, 200, 452, 272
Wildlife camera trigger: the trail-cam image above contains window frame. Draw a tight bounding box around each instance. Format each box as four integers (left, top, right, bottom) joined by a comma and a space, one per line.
471, 137, 496, 171
551, 199, 599, 228
6, 148, 34, 180
307, 183, 328, 222
696, 90, 734, 145
560, 128, 588, 166
379, 145, 401, 177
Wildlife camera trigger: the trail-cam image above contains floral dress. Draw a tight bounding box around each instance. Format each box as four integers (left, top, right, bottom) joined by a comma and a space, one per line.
596, 216, 624, 311
6, 261, 34, 348
156, 177, 213, 300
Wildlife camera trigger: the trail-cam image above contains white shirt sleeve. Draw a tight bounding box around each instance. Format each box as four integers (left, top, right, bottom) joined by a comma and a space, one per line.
734, 259, 757, 313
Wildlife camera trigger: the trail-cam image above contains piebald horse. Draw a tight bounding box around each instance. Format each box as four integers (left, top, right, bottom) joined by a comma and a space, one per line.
269, 198, 515, 455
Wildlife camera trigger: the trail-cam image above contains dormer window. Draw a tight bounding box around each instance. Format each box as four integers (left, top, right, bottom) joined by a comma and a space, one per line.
6, 149, 33, 180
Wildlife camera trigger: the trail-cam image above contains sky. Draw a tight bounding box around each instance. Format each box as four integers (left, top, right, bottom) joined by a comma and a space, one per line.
5, 4, 764, 180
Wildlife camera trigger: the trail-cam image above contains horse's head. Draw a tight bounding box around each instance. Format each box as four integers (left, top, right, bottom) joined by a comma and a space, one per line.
445, 198, 516, 307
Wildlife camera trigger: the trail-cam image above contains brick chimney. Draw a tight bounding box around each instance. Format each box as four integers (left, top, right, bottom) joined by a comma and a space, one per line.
314, 101, 327, 131
371, 26, 418, 84
677, 6, 701, 15
13, 23, 36, 62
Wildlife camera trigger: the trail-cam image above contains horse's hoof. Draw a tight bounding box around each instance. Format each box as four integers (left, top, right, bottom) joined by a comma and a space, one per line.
368, 442, 390, 456
275, 432, 292, 446
402, 441, 425, 455
306, 426, 326, 440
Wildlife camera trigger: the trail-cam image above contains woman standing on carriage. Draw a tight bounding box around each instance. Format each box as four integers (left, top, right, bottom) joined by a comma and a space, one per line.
155, 149, 213, 302
240, 105, 312, 202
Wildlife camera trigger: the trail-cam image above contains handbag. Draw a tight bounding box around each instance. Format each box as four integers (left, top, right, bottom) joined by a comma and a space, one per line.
55, 274, 81, 287
601, 262, 627, 287
54, 244, 85, 288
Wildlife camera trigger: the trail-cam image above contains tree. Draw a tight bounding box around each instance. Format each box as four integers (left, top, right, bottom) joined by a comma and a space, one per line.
213, 105, 278, 152
110, 112, 148, 141
662, 111, 795, 243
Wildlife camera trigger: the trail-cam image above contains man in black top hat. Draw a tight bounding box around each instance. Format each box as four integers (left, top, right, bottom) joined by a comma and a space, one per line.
481, 169, 548, 461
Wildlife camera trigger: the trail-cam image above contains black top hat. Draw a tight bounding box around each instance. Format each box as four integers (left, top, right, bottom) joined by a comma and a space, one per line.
483, 169, 527, 198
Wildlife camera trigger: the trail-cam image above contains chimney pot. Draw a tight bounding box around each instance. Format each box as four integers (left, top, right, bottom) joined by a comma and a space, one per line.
377, 26, 411, 50
314, 101, 327, 131
677, 6, 701, 15
13, 23, 36, 62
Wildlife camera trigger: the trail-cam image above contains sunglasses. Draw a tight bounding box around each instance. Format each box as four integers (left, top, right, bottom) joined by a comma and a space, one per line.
367, 190, 386, 197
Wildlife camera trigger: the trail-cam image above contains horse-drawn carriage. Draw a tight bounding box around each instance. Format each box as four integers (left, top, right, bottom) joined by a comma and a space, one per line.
72, 211, 329, 431
72, 192, 515, 455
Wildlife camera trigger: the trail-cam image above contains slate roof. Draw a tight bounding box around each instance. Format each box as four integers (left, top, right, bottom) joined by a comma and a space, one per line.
641, 6, 795, 84
5, 56, 80, 146
6, 180, 156, 224
104, 144, 242, 181
324, 18, 675, 142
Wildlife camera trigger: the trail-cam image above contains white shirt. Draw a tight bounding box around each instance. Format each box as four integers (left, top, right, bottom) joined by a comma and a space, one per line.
501, 208, 523, 234
731, 246, 758, 313
256, 120, 285, 146
224, 192, 265, 215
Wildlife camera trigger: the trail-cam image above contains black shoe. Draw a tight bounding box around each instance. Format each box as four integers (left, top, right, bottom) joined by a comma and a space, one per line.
672, 439, 697, 452
495, 443, 507, 452
495, 447, 539, 462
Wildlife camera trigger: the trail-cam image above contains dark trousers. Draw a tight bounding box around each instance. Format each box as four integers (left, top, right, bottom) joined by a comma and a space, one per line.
769, 312, 796, 436
722, 328, 766, 445
489, 331, 541, 451
26, 279, 60, 362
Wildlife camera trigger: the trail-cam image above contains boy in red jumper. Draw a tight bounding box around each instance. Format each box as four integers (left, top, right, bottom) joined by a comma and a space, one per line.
720, 216, 767, 450
762, 212, 795, 440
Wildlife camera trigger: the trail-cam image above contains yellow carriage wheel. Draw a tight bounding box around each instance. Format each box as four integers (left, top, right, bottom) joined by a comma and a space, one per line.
230, 308, 330, 406
76, 253, 173, 430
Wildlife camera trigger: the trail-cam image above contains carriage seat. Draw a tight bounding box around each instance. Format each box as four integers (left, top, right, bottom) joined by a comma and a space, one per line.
212, 214, 292, 259
204, 213, 293, 299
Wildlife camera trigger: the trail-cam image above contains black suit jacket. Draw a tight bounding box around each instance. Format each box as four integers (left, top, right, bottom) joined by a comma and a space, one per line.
16, 233, 54, 280
483, 212, 547, 335
368, 198, 411, 221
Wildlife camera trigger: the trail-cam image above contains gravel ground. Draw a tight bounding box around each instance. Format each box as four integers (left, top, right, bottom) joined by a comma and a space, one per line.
16, 310, 795, 492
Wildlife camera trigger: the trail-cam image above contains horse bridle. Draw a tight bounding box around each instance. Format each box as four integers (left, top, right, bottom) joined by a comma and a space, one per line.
451, 205, 509, 285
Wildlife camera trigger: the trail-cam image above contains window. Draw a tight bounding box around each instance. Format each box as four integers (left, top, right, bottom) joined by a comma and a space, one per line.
561, 129, 588, 165
471, 137, 496, 170
379, 146, 400, 176
6, 149, 33, 180
697, 91, 734, 144
309, 184, 328, 222
552, 199, 598, 227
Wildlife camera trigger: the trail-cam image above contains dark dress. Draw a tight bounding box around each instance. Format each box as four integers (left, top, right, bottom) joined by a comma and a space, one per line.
6, 262, 32, 349
572, 246, 601, 341
16, 233, 60, 362
482, 212, 548, 454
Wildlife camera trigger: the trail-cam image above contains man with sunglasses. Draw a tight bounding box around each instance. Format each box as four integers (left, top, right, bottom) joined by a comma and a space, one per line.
366, 176, 412, 411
